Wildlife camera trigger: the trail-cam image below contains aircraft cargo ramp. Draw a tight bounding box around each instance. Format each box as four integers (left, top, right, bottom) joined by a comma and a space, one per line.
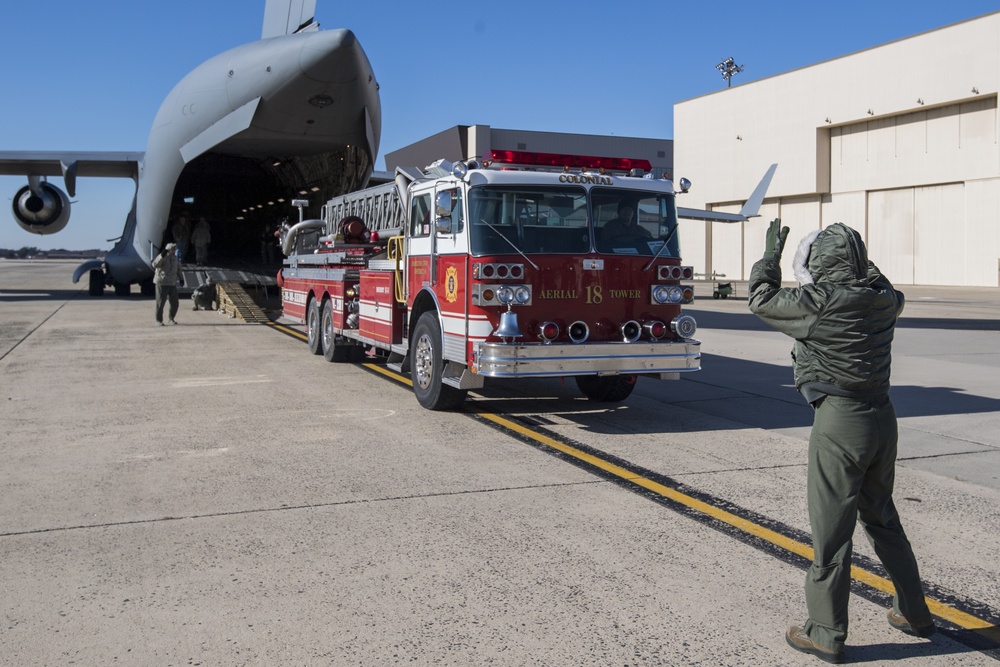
215, 281, 270, 322
179, 262, 278, 322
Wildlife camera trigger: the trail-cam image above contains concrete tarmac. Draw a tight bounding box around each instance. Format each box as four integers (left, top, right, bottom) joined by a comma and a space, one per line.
2, 259, 999, 665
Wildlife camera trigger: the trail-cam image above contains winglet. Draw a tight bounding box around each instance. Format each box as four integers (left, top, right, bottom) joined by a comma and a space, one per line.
738, 163, 777, 219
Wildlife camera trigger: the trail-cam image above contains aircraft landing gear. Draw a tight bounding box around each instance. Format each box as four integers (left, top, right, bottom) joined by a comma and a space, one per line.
88, 269, 105, 296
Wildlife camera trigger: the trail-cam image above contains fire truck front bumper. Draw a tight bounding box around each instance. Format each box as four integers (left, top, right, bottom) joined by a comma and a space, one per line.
473, 340, 700, 379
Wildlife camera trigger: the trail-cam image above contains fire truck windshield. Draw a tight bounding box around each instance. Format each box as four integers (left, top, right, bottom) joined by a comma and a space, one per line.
593, 188, 680, 257
469, 185, 680, 258
470, 185, 589, 255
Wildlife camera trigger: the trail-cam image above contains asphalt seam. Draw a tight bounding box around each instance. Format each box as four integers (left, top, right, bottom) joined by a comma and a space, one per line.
0, 294, 77, 362
0, 481, 605, 538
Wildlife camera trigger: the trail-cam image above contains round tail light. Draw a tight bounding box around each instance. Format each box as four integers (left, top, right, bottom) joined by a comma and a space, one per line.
539, 321, 560, 343
644, 320, 667, 340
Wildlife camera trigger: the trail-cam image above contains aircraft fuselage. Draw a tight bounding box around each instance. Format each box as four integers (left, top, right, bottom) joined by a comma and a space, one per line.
105, 27, 380, 285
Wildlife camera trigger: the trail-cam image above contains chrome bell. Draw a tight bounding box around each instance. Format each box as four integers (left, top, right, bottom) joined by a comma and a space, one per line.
494, 308, 523, 339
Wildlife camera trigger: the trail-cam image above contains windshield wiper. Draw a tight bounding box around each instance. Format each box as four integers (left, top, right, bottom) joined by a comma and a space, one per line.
642, 223, 679, 271
480, 220, 539, 270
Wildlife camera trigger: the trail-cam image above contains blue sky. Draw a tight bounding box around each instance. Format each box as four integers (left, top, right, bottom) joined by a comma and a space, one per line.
1, 1, 997, 251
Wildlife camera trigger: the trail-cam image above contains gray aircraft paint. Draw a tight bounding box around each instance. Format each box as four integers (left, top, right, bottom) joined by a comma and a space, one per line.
0, 0, 380, 289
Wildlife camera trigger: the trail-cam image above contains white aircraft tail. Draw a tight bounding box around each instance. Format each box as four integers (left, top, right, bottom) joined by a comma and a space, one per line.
677, 164, 777, 224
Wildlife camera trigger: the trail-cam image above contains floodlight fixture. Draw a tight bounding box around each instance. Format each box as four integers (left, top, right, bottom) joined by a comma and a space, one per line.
716, 57, 745, 88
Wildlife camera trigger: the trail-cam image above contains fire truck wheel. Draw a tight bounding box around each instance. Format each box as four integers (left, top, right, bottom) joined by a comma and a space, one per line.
307, 298, 323, 355
575, 375, 637, 402
411, 311, 468, 410
322, 299, 350, 362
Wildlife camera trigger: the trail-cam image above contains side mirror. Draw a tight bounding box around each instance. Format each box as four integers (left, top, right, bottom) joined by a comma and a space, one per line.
435, 191, 454, 234
435, 191, 452, 218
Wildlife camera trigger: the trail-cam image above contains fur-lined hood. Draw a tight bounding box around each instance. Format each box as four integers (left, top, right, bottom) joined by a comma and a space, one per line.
792, 222, 868, 286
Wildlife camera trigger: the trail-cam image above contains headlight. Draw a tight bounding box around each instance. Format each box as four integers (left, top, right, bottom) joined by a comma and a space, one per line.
652, 284, 683, 304
473, 284, 532, 306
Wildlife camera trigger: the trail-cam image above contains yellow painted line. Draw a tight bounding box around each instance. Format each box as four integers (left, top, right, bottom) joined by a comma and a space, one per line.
466, 404, 999, 640
270, 329, 998, 642
265, 321, 307, 341
363, 362, 413, 387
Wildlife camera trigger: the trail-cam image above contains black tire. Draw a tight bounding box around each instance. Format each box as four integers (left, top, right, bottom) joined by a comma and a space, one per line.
411, 311, 467, 410
713, 292, 720, 300
88, 269, 105, 296
322, 299, 350, 362
306, 298, 323, 355
575, 375, 637, 402
140, 279, 155, 297
114, 281, 130, 296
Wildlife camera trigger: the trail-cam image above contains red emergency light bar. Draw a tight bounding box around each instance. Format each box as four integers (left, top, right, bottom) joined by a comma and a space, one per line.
486, 150, 652, 173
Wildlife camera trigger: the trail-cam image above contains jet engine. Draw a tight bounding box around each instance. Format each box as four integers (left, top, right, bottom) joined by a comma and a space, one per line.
12, 181, 71, 235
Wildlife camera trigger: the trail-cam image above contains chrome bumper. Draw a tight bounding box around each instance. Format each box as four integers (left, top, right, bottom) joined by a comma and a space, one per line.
473, 340, 700, 378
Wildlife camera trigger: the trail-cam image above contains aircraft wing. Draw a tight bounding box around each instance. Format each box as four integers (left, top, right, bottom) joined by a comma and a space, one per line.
262, 0, 318, 38
678, 163, 777, 224
0, 151, 143, 197
677, 208, 758, 223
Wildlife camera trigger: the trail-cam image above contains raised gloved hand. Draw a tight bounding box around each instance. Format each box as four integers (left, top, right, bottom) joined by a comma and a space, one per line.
763, 218, 790, 261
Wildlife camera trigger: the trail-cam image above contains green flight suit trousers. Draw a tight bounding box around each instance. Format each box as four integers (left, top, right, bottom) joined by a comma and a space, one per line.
802, 394, 932, 652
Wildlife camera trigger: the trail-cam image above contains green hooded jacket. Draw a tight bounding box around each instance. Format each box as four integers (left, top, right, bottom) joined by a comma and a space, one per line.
748, 222, 905, 404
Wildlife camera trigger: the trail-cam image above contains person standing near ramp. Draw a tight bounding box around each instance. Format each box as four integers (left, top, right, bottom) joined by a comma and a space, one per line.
152, 242, 183, 325
192, 217, 212, 265
748, 220, 935, 664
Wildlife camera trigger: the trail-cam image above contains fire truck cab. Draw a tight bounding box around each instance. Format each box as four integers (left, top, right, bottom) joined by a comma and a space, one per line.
280, 152, 703, 410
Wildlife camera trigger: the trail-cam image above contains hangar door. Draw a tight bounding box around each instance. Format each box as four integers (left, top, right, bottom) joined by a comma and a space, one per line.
831, 97, 996, 285
867, 185, 965, 285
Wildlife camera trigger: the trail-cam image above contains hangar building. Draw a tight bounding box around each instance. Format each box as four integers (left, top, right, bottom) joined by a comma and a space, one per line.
384, 124, 672, 178
674, 11, 1000, 287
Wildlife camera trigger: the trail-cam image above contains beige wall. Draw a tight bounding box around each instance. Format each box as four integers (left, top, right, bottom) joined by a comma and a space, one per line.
675, 11, 1000, 286
386, 125, 673, 177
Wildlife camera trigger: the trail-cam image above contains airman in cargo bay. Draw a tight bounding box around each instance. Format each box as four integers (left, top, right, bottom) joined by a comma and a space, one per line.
748, 220, 935, 663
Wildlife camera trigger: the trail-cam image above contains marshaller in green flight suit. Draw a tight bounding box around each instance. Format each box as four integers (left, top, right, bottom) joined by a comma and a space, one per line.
748, 220, 936, 664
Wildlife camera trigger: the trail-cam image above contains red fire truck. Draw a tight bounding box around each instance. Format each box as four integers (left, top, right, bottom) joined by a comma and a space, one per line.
278, 152, 772, 410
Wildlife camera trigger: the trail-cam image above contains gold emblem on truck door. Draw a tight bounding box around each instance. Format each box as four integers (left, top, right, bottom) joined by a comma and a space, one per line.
444, 266, 459, 303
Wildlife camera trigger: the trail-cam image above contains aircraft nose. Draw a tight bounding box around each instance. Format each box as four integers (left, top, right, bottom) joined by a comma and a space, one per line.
300, 29, 362, 84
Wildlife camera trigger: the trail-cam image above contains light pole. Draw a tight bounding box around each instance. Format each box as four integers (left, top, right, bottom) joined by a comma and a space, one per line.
716, 57, 745, 88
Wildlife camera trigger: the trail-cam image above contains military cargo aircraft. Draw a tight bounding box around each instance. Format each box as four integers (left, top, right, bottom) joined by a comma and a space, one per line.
0, 0, 381, 295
